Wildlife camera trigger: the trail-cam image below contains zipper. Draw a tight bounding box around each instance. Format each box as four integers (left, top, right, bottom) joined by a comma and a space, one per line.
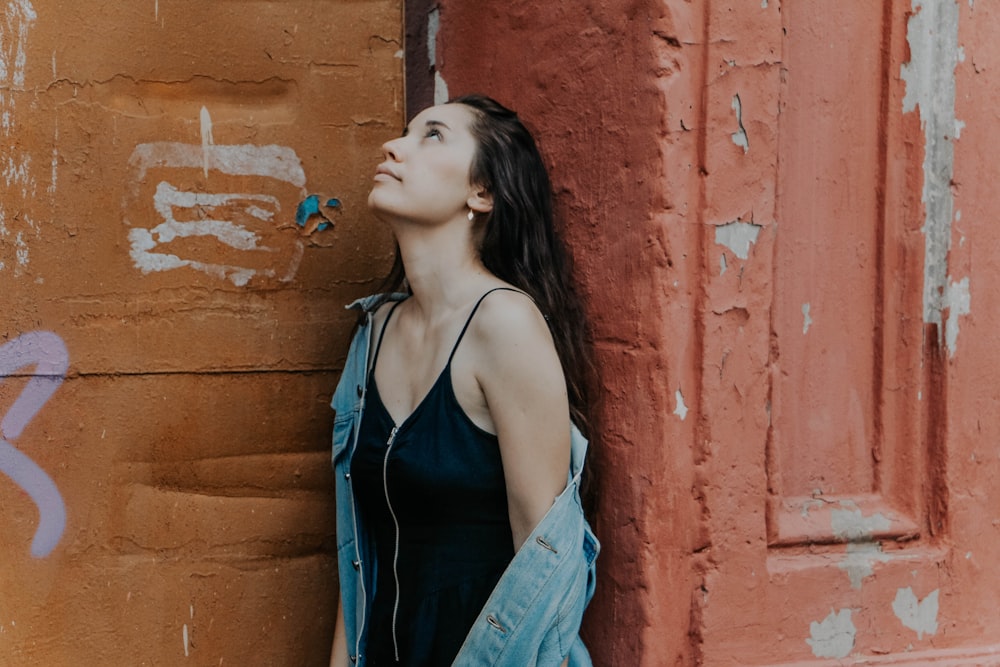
382, 425, 401, 661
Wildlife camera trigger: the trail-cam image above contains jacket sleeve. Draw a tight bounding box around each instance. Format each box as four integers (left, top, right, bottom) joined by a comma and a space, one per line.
452, 476, 599, 666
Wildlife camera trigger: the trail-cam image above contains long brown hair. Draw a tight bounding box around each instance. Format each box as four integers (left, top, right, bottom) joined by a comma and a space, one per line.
375, 94, 594, 437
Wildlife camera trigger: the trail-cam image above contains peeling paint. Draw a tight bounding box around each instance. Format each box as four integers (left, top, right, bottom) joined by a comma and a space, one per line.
428, 7, 449, 105
900, 0, 962, 343
807, 608, 855, 659
731, 94, 749, 153
673, 389, 688, 421
892, 587, 939, 639
802, 303, 813, 334
944, 276, 970, 356
715, 220, 761, 260
839, 542, 891, 589
830, 503, 891, 541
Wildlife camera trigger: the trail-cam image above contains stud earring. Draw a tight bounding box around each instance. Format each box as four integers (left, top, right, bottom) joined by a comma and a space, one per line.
467, 210, 475, 222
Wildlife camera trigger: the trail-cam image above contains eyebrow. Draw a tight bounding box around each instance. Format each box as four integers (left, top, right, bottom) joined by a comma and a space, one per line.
403, 119, 452, 135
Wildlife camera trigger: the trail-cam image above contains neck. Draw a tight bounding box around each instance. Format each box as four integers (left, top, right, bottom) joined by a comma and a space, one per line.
391, 217, 494, 319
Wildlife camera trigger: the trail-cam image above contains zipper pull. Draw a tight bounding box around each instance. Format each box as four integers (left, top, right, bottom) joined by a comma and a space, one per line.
387, 425, 399, 447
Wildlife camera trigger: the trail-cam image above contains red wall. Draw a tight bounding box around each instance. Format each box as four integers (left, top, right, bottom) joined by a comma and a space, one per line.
435, 1, 699, 663
433, 1, 1000, 665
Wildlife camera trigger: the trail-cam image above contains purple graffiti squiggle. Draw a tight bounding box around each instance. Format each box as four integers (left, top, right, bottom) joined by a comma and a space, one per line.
0, 331, 69, 558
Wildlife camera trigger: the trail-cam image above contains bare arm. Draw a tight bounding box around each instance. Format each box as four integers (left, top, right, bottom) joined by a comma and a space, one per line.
330, 592, 348, 667
473, 292, 571, 550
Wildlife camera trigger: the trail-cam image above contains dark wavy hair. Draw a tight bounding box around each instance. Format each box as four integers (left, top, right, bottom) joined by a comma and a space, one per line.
375, 94, 594, 436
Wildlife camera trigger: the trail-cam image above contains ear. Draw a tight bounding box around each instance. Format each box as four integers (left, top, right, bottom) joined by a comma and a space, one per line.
467, 186, 493, 216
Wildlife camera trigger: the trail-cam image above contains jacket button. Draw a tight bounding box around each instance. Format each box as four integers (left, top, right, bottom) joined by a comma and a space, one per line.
352, 559, 361, 570
345, 472, 351, 480
356, 384, 363, 397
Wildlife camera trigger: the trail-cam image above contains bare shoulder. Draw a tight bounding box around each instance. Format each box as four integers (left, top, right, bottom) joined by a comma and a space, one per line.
468, 288, 553, 353
465, 288, 565, 399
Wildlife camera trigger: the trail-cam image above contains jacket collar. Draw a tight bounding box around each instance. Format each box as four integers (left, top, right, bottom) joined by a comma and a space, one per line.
345, 292, 410, 313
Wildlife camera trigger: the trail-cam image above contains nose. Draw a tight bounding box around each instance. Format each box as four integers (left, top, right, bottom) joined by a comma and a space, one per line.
381, 136, 403, 162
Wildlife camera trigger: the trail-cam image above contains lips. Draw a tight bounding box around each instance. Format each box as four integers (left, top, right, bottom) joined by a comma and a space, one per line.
374, 164, 401, 181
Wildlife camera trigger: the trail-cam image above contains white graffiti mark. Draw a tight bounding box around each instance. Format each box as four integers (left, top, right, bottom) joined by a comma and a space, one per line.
124, 107, 307, 286
0, 1, 35, 88
0, 0, 36, 195
0, 0, 38, 278
129, 183, 287, 287
0, 331, 69, 558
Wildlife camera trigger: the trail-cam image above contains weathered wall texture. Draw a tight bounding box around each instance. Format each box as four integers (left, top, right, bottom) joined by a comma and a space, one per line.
430, 0, 1000, 664
0, 1, 400, 664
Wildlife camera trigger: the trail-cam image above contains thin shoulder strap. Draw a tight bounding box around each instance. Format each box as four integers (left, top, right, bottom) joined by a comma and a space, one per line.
446, 287, 528, 366
369, 300, 405, 378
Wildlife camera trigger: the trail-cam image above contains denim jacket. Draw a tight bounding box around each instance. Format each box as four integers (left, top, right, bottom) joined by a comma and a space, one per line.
331, 294, 599, 666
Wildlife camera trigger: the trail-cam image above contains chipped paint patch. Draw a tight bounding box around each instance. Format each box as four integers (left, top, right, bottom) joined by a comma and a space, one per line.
731, 94, 749, 153
892, 587, 939, 639
830, 502, 891, 541
673, 389, 688, 421
715, 220, 761, 260
944, 276, 970, 356
839, 542, 892, 589
434, 71, 449, 106
802, 303, 813, 334
900, 0, 962, 342
807, 608, 855, 659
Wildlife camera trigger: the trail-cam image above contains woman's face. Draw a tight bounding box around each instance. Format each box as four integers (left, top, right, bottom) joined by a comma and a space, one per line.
367, 103, 487, 225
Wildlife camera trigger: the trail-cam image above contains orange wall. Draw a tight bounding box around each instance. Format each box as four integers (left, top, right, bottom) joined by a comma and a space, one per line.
0, 1, 400, 664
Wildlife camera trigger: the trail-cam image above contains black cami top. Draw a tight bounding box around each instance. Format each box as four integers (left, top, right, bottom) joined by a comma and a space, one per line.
350, 289, 519, 666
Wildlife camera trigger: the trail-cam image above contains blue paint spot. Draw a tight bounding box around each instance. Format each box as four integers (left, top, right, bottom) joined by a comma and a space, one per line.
295, 195, 339, 232
295, 195, 320, 227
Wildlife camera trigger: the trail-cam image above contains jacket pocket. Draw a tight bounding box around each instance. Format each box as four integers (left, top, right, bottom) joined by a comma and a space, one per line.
332, 411, 354, 463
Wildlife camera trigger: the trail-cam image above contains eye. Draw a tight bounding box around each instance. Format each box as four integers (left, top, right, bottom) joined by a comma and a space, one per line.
425, 128, 443, 141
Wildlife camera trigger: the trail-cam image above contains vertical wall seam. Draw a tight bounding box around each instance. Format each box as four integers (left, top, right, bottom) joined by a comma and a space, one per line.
869, 0, 897, 493
688, 0, 712, 663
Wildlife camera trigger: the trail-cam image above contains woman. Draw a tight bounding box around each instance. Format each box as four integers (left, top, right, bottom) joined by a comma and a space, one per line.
330, 95, 598, 667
